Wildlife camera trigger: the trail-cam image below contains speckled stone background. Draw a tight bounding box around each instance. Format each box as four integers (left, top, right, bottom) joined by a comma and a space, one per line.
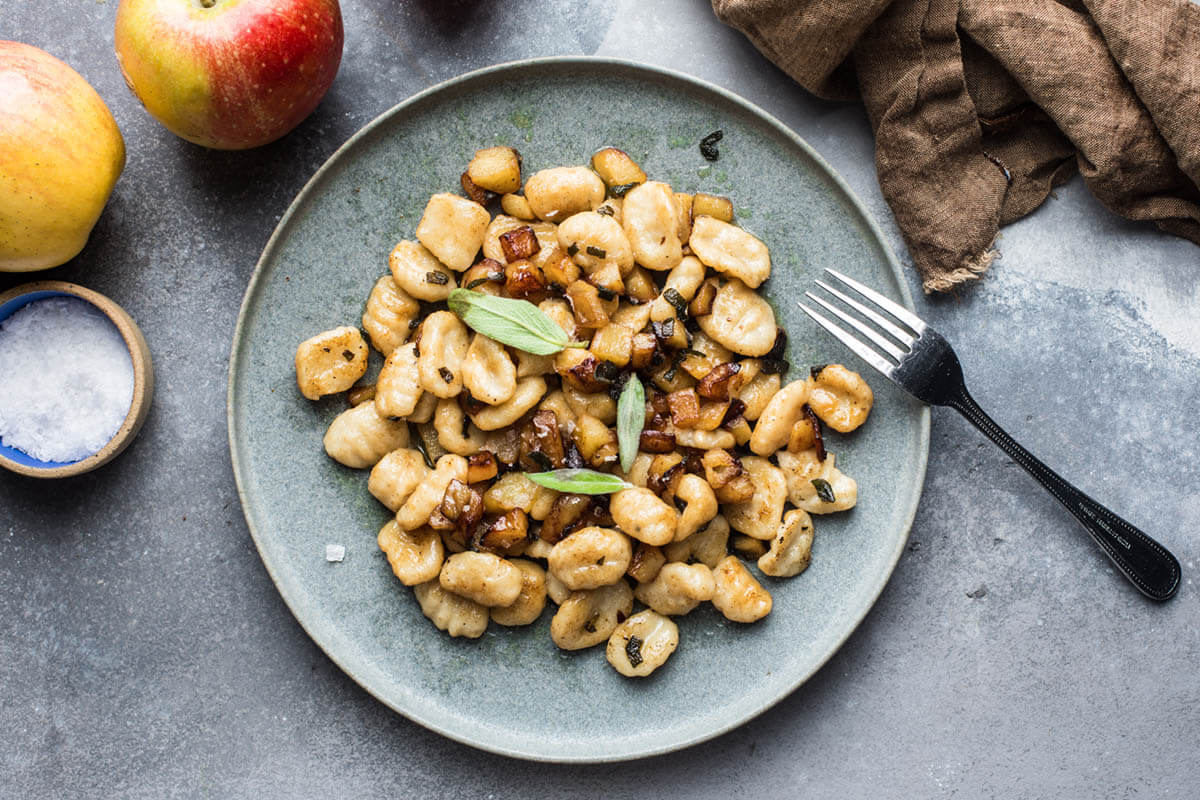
3, 1, 1198, 797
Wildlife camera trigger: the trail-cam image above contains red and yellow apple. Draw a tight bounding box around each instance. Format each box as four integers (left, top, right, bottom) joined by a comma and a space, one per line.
114, 0, 343, 150
0, 42, 126, 272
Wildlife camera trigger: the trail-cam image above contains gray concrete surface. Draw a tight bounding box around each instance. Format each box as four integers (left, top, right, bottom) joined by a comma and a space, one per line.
3, 1, 1197, 797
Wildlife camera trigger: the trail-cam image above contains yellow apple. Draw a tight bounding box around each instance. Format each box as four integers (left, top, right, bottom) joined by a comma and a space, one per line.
114, 0, 343, 150
0, 42, 126, 272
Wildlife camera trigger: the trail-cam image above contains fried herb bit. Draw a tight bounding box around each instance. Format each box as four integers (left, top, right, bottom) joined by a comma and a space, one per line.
762, 358, 790, 375
810, 364, 829, 381
596, 205, 614, 217
527, 450, 553, 471
662, 349, 687, 382
465, 277, 492, 290
625, 635, 644, 667
596, 285, 616, 301
811, 477, 836, 503
663, 287, 688, 319
563, 440, 585, 469
594, 360, 620, 383
566, 243, 580, 257
802, 403, 827, 462
412, 436, 436, 469
651, 318, 675, 341
766, 327, 787, 359
426, 271, 449, 285
610, 182, 638, 197
762, 330, 789, 373
586, 245, 607, 259
699, 130, 723, 161
438, 367, 454, 384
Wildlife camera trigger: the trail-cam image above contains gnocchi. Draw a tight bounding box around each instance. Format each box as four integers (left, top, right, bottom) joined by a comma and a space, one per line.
750, 378, 813, 456
378, 520, 444, 585
696, 279, 778, 356
547, 526, 633, 590
550, 581, 634, 650
439, 551, 523, 607
396, 454, 467, 530
711, 556, 772, 623
610, 488, 677, 546
688, 215, 771, 288
417, 311, 469, 398
606, 610, 678, 677
758, 509, 815, 578
557, 211, 634, 275
362, 276, 419, 357
294, 146, 877, 678
388, 240, 457, 302
295, 326, 368, 400
375, 343, 423, 419
416, 192, 491, 270
524, 166, 605, 222
490, 559, 548, 626
368, 448, 428, 510
621, 181, 683, 271
413, 580, 488, 638
322, 401, 409, 468
725, 456, 788, 540
808, 364, 874, 432
634, 562, 716, 616
776, 449, 859, 513
461, 333, 517, 405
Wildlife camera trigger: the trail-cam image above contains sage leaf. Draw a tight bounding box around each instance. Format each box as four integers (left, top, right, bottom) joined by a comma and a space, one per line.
526, 468, 632, 495
617, 375, 644, 472
811, 477, 836, 503
447, 289, 585, 355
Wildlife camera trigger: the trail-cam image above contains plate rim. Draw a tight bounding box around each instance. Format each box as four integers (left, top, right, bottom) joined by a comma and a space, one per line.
227, 55, 930, 763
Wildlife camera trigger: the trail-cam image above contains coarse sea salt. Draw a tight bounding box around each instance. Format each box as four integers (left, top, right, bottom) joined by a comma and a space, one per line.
0, 297, 134, 463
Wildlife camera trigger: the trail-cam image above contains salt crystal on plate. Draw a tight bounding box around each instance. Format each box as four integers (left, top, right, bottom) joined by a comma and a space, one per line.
0, 297, 135, 463
325, 544, 346, 562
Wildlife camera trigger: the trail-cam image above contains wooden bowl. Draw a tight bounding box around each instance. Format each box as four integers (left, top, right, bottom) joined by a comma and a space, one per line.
0, 281, 154, 478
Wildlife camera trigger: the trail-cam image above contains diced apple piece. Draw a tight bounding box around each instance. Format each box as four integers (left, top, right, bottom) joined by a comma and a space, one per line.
467, 146, 522, 194
591, 147, 647, 190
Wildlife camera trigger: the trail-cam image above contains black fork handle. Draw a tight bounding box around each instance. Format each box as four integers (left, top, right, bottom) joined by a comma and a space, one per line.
948, 388, 1181, 601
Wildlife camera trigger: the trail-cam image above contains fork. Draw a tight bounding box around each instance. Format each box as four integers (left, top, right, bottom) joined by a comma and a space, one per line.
800, 268, 1181, 601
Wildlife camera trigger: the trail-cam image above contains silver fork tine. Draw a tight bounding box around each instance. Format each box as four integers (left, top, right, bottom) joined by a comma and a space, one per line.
804, 291, 908, 362
798, 302, 897, 377
824, 268, 927, 334
814, 279, 914, 347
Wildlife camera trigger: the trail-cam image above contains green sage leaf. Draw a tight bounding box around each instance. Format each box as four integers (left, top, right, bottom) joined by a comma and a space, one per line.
811, 477, 836, 503
447, 289, 585, 355
617, 376, 645, 473
525, 468, 632, 495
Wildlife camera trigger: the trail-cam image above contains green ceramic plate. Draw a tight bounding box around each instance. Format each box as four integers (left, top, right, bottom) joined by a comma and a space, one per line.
228, 58, 929, 763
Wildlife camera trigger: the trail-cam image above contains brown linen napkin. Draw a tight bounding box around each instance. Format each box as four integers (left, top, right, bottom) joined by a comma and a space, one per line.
712, 0, 1200, 292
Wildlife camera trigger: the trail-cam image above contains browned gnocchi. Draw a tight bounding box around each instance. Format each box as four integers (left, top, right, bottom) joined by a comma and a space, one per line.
294, 145, 875, 678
